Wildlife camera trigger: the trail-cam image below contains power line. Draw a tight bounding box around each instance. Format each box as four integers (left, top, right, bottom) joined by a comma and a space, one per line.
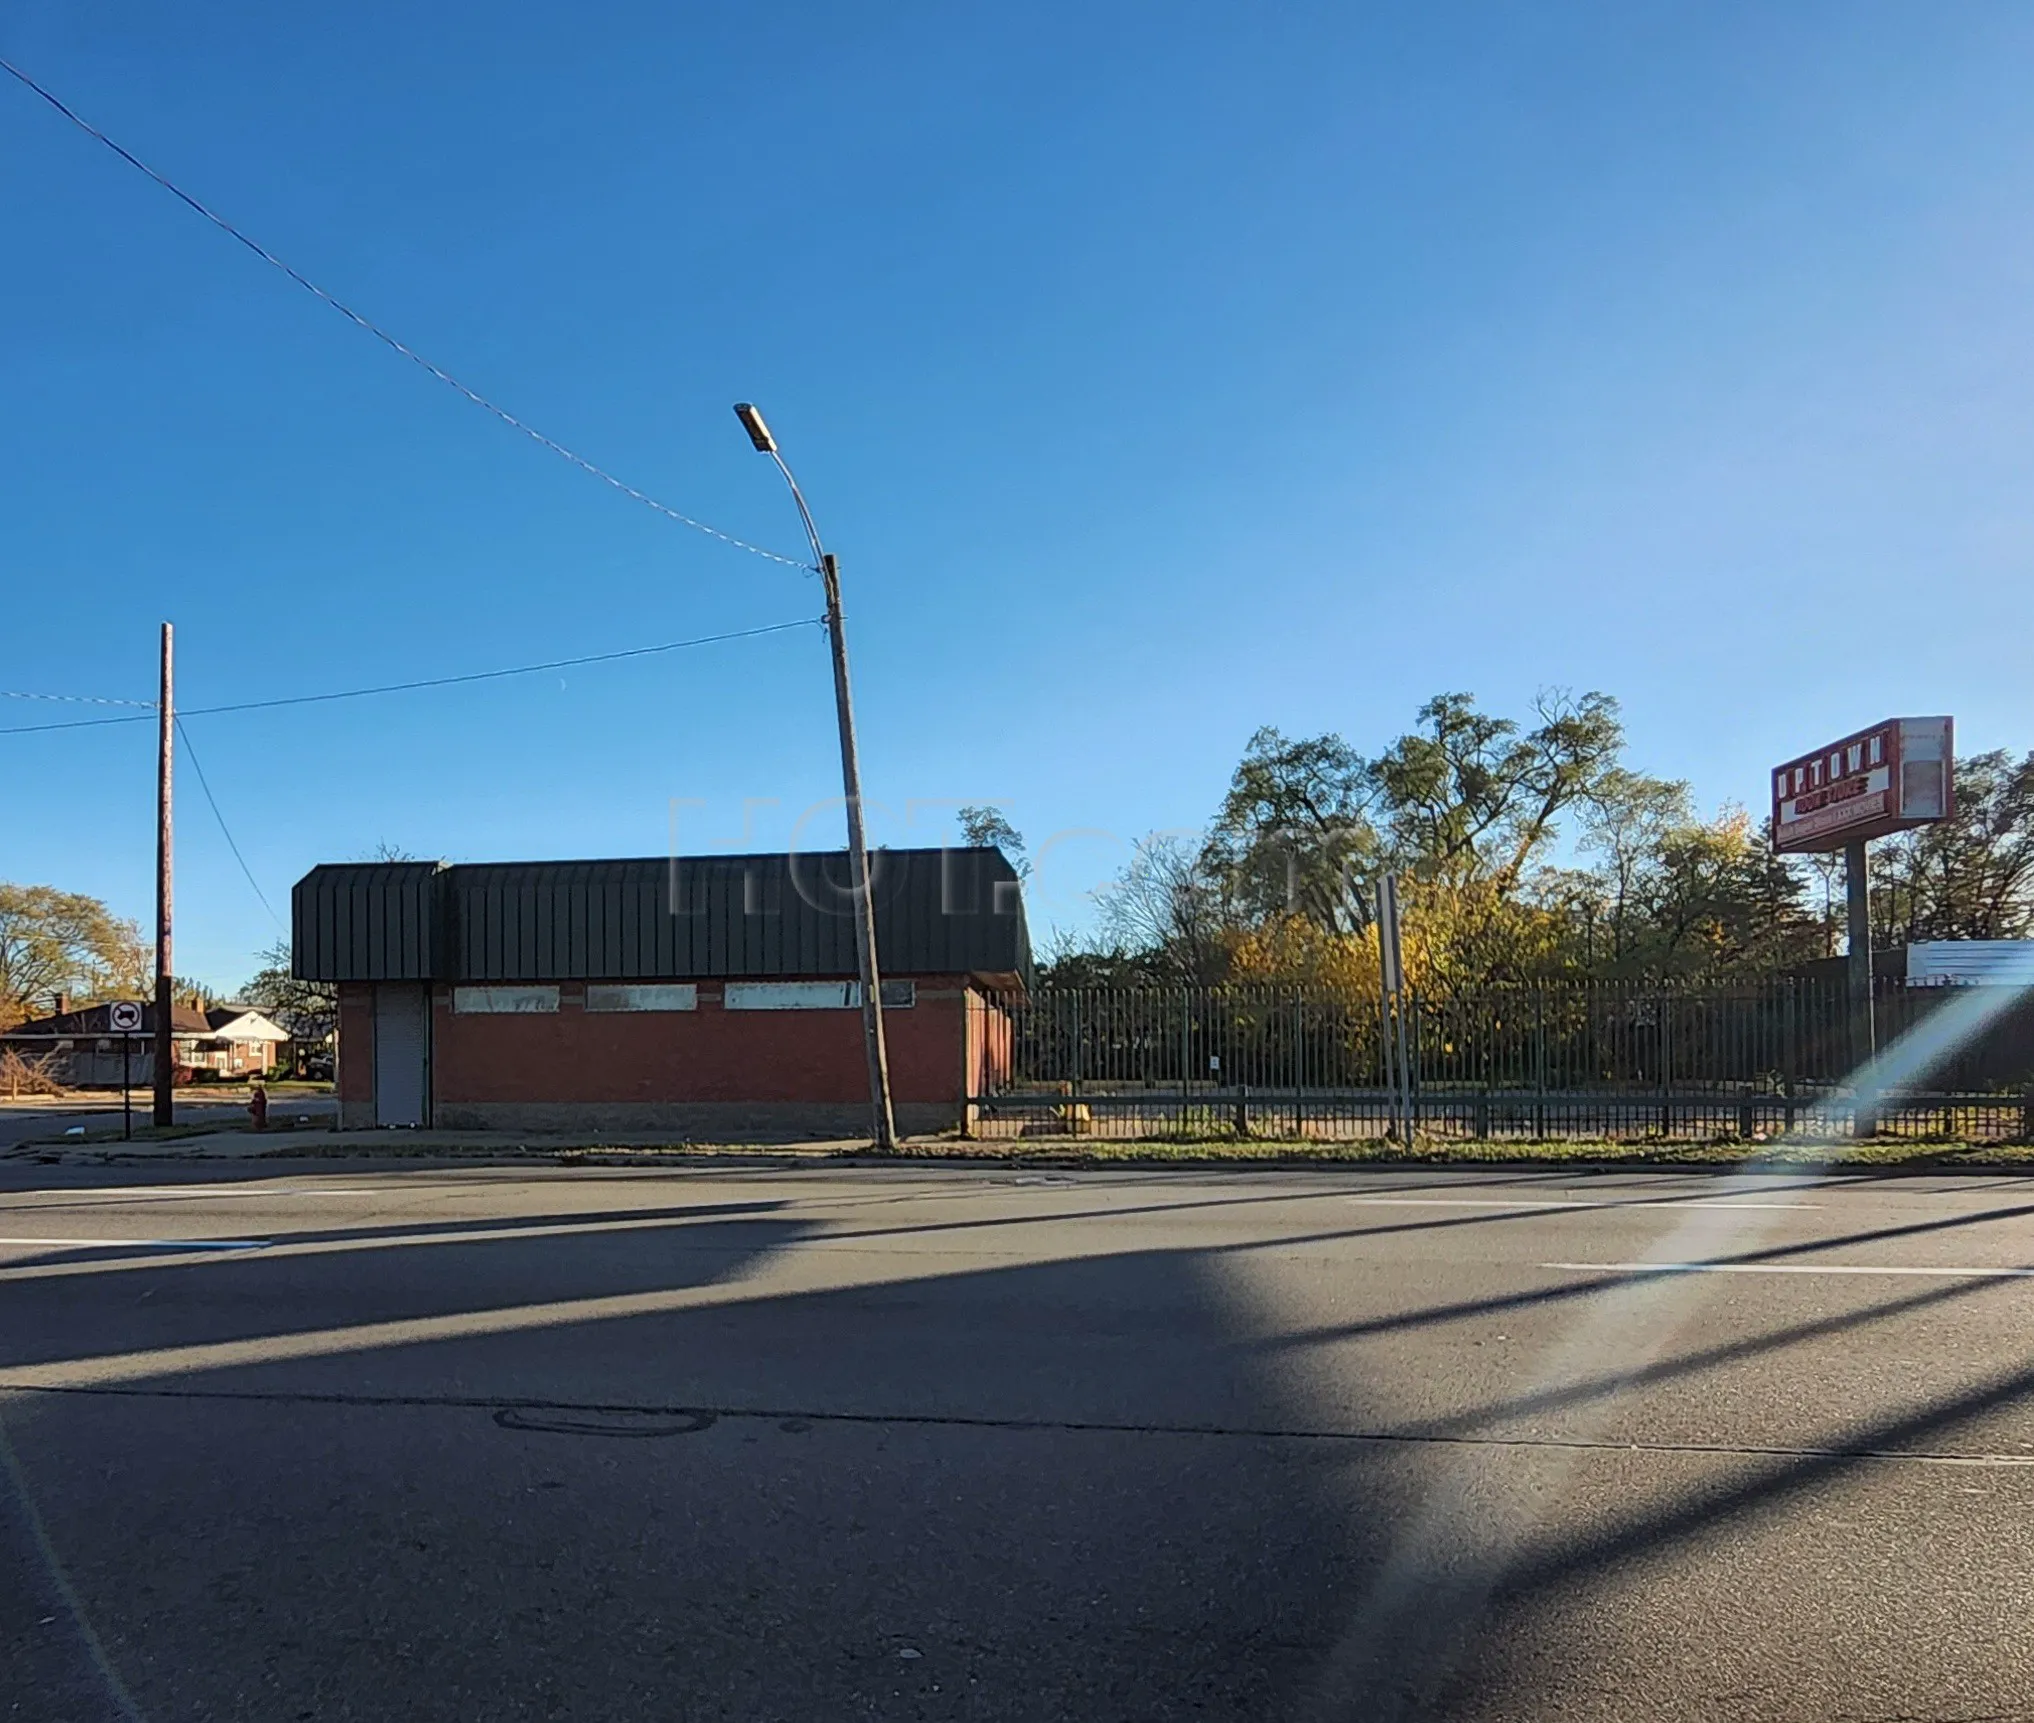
1, 689, 157, 708
0, 55, 811, 573
176, 716, 284, 931
0, 617, 822, 735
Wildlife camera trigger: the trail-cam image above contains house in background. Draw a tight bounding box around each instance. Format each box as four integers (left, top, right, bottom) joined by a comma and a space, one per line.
291, 848, 1029, 1134
0, 1002, 290, 1087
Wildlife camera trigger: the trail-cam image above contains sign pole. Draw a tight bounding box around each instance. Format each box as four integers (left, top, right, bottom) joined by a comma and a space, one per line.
1377, 873, 1411, 1144
1846, 838, 1876, 1137
110, 1002, 144, 1139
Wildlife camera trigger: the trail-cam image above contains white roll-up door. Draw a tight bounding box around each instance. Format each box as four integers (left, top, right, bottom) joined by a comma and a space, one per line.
373, 984, 429, 1128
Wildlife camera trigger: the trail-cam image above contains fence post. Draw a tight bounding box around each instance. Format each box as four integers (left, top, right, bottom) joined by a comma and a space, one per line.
1070, 989, 1082, 1098
1407, 989, 1422, 1140
1783, 983, 1797, 1135
1236, 1082, 1249, 1140
1534, 988, 1547, 1140
1659, 994, 1673, 1138
1292, 994, 1305, 1141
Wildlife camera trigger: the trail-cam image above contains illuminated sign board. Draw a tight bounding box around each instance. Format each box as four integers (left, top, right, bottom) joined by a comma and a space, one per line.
1770, 717, 1952, 853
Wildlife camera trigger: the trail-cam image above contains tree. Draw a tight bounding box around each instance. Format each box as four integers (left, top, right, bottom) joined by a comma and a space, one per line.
1079, 692, 1640, 990
1578, 770, 1695, 967
238, 939, 337, 1073
0, 884, 148, 1029
1585, 807, 1821, 979
1205, 727, 1377, 935
1870, 750, 2034, 946
170, 978, 216, 1011
1367, 690, 1625, 891
1092, 835, 1232, 984
956, 806, 1030, 877
1055, 692, 2034, 993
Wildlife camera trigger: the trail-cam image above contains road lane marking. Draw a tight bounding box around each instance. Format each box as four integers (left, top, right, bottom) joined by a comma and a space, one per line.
1, 1186, 373, 1203
1545, 1260, 2034, 1279
0, 1237, 270, 1252
1350, 1197, 1822, 1212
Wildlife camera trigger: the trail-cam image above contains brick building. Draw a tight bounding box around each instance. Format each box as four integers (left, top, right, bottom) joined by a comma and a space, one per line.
291, 848, 1028, 1136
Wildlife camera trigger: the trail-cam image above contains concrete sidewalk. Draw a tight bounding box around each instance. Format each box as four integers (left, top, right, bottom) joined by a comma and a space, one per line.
0, 1120, 887, 1164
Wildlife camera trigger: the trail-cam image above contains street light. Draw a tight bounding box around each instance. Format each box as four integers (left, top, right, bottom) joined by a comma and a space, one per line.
733, 403, 898, 1150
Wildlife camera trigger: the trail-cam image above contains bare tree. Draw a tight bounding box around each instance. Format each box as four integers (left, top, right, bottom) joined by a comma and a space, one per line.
238, 939, 338, 1076
1095, 834, 1231, 984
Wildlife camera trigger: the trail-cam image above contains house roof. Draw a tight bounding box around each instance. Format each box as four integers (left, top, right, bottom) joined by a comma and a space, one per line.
3, 1002, 210, 1039
203, 1007, 291, 1041
292, 849, 1032, 984
2, 1002, 287, 1040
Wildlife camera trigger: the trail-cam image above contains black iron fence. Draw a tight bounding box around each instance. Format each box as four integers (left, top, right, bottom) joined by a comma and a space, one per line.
966, 979, 2034, 1142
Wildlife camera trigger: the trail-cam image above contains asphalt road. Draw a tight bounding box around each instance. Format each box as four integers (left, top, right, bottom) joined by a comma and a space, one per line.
3, 1162, 2032, 1721
0, 1094, 335, 1153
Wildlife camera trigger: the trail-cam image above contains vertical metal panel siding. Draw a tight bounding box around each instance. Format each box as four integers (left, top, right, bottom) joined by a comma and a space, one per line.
293, 850, 1027, 981
288, 863, 441, 980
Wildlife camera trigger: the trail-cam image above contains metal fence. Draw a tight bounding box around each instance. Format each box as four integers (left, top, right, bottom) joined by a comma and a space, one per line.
966, 980, 2034, 1143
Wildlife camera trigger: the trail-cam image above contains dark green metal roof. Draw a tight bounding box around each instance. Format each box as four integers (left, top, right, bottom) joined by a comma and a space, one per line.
292, 849, 1030, 983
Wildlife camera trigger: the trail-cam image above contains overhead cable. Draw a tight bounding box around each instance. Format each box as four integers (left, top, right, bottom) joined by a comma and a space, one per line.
176, 717, 285, 930
1, 689, 158, 708
0, 55, 810, 572
0, 617, 823, 735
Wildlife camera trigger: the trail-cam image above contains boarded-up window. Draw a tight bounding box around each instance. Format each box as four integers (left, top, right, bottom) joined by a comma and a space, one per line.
725, 982, 853, 1011
723, 981, 914, 1010
453, 986, 560, 1014
586, 984, 698, 1013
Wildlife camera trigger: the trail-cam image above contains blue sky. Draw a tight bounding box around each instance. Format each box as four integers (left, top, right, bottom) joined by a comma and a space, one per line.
5, 2, 2034, 989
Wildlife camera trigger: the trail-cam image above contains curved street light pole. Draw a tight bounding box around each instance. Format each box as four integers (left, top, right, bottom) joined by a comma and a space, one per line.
734, 403, 897, 1151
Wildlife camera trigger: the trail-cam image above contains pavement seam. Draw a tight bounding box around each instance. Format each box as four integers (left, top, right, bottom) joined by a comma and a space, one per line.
3, 1379, 2029, 1468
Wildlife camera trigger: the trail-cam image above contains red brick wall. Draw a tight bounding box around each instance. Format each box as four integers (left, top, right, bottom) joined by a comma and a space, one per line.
337, 984, 375, 1106
430, 978, 976, 1107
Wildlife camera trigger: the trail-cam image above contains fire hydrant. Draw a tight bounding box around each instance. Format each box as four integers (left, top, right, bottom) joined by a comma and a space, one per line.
248, 1082, 269, 1131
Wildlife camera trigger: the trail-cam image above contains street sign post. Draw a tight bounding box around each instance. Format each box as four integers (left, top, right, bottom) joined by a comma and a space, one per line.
1375, 874, 1412, 1143
110, 1000, 143, 1139
1769, 718, 1953, 1132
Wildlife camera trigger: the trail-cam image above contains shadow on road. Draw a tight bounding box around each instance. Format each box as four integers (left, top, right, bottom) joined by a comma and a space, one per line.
1, 1179, 2031, 1719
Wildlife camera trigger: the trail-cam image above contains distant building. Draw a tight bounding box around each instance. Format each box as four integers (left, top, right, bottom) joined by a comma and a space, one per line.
0, 1002, 289, 1087
1904, 940, 2034, 987
1793, 940, 2034, 988
290, 849, 1029, 1134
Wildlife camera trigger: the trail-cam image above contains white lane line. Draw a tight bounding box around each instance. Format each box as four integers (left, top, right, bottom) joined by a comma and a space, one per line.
1350, 1197, 1822, 1212
1545, 1260, 2034, 1279
0, 1237, 271, 1252
1, 1186, 373, 1202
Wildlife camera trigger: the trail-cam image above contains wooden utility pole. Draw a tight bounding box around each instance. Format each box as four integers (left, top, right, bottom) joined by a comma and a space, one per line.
153, 622, 174, 1127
